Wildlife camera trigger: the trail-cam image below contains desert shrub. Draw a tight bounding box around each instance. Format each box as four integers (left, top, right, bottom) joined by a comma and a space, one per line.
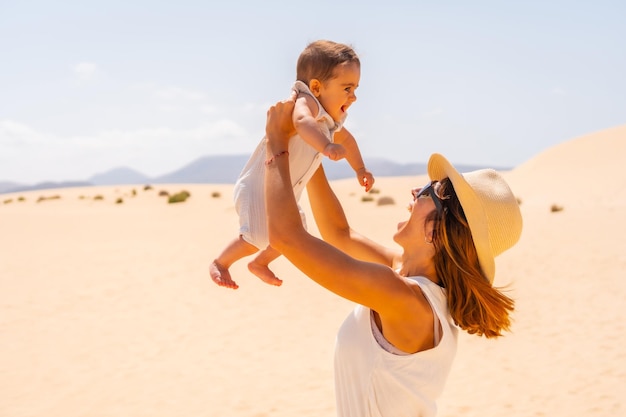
132, 189, 137, 196
211, 191, 221, 198
3, 199, 12, 204
18, 196, 25, 202
159, 190, 169, 197
168, 190, 191, 204
377, 196, 395, 206
116, 198, 124, 204
369, 188, 381, 194
361, 195, 375, 202
550, 204, 563, 213
94, 195, 104, 201
144, 185, 153, 191
37, 195, 61, 203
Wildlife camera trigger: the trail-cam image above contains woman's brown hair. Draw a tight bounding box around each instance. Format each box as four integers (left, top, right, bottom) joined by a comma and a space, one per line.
430, 178, 515, 338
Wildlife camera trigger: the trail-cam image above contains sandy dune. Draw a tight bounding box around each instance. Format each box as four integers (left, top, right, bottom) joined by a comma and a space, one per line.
1, 125, 625, 416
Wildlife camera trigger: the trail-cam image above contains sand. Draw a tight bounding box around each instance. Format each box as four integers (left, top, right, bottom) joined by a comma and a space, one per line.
1, 125, 625, 416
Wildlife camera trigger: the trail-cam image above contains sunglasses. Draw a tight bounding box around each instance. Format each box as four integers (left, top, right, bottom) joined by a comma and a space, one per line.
411, 181, 444, 214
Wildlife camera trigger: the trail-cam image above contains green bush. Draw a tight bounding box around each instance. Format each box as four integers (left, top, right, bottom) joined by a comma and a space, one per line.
168, 190, 191, 204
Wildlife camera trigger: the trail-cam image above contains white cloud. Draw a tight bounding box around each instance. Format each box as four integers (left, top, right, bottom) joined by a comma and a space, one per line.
72, 62, 97, 81
158, 104, 180, 113
0, 118, 255, 183
201, 105, 218, 114
0, 120, 42, 145
153, 86, 207, 101
241, 101, 272, 114
421, 107, 444, 118
550, 87, 567, 96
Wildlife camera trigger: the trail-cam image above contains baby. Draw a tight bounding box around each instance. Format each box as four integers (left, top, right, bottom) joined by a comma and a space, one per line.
210, 40, 374, 289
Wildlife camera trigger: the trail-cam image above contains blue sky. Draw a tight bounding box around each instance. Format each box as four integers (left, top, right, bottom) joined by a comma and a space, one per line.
1, 0, 625, 184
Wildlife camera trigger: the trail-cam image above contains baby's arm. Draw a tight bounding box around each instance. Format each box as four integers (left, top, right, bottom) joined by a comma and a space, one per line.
334, 128, 375, 192
293, 94, 347, 161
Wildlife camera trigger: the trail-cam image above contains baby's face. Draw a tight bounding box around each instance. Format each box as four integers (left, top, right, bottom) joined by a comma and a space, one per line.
317, 62, 360, 123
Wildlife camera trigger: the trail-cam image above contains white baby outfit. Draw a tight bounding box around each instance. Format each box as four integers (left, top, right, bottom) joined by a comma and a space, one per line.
233, 81, 345, 249
334, 276, 459, 417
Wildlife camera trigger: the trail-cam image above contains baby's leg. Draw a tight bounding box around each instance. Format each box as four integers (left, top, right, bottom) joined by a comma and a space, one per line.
210, 236, 258, 289
248, 246, 282, 286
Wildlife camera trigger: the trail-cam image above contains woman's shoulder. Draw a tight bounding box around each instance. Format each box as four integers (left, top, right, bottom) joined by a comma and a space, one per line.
405, 276, 445, 299
400, 276, 446, 313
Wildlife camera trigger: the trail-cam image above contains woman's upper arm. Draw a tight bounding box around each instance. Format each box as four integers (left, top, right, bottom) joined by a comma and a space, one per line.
275, 226, 414, 316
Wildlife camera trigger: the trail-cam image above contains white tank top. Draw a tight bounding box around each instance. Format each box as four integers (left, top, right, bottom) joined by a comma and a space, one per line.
334, 276, 458, 417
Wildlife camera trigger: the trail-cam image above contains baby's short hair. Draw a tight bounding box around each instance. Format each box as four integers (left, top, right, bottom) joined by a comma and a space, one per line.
296, 40, 360, 84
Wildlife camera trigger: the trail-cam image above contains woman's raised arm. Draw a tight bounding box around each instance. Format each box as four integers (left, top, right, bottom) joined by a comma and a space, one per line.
263, 98, 413, 316
306, 165, 399, 267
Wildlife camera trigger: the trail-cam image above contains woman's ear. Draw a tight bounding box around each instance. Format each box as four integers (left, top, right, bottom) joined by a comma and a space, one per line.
424, 222, 435, 245
309, 79, 321, 97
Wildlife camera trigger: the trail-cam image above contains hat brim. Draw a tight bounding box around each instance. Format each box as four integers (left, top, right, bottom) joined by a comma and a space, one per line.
427, 153, 495, 282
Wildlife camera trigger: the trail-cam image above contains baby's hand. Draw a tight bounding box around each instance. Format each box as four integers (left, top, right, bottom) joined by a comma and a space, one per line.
357, 168, 375, 192
322, 143, 347, 161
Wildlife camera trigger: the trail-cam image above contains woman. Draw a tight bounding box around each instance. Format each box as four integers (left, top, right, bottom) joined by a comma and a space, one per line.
263, 97, 523, 417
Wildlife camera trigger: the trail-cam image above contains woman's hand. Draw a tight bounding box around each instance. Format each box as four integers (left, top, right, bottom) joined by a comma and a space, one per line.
265, 93, 297, 151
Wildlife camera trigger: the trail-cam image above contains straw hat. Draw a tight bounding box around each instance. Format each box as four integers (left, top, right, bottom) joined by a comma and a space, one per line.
427, 153, 523, 283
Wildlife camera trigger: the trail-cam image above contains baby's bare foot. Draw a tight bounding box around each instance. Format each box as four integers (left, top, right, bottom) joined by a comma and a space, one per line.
210, 260, 239, 289
248, 261, 283, 286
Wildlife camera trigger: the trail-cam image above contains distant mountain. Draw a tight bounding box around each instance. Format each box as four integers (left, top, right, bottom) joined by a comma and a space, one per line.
1, 181, 92, 194
0, 154, 511, 194
315, 158, 498, 181
152, 155, 434, 184
153, 155, 247, 184
320, 157, 426, 180
0, 181, 21, 194
90, 167, 150, 186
